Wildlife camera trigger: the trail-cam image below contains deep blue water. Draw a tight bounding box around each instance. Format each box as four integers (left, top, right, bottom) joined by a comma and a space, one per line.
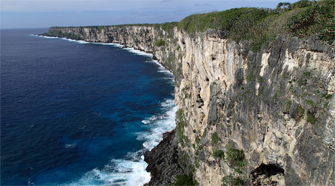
1, 29, 175, 185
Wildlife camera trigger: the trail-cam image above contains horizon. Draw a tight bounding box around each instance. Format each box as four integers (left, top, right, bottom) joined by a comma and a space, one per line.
1, 0, 299, 29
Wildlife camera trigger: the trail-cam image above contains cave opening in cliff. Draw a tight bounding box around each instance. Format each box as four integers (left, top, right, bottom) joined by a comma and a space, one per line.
250, 163, 285, 185
251, 163, 284, 177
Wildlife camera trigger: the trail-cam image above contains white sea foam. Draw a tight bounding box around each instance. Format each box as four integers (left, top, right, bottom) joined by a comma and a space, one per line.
33, 35, 89, 44
98, 43, 124, 48
62, 99, 176, 186
141, 115, 157, 124
33, 34, 58, 39
123, 48, 153, 57
62, 155, 150, 186
138, 103, 177, 151
64, 143, 77, 149
59, 38, 89, 44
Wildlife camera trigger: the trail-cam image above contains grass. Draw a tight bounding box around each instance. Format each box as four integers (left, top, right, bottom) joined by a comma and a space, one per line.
211, 132, 221, 145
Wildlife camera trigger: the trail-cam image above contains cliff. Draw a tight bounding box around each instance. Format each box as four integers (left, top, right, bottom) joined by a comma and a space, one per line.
44, 4, 335, 185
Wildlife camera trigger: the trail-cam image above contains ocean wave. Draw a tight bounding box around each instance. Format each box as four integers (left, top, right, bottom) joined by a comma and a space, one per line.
59, 38, 88, 44
61, 99, 176, 186
62, 154, 150, 186
123, 48, 153, 57
98, 43, 124, 48
152, 60, 174, 75
33, 34, 58, 39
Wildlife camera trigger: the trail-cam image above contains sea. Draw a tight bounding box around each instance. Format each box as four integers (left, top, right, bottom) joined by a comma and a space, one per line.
1, 28, 176, 185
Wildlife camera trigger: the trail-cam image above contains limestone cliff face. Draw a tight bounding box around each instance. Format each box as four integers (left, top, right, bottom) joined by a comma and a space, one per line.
46, 26, 335, 186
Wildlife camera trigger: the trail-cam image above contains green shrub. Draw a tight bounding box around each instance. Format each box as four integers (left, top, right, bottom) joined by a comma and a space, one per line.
287, 0, 335, 43
285, 100, 292, 112
298, 79, 307, 86
195, 136, 201, 145
247, 71, 254, 82
305, 99, 314, 106
276, 2, 292, 11
213, 150, 225, 159
303, 72, 311, 76
226, 148, 245, 168
322, 94, 332, 99
211, 132, 221, 145
155, 39, 166, 47
258, 87, 264, 96
291, 0, 313, 9
297, 105, 305, 120
176, 109, 188, 144
221, 175, 243, 186
174, 173, 197, 186
257, 76, 264, 83
202, 128, 207, 138
307, 111, 316, 124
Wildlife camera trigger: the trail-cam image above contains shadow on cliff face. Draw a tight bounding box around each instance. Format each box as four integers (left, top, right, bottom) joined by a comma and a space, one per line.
250, 163, 285, 185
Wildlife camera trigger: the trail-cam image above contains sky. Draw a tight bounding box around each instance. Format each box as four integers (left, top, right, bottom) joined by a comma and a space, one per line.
1, 0, 299, 29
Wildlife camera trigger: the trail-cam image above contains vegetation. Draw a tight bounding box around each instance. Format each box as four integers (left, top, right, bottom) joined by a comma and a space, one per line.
285, 100, 292, 112
213, 150, 225, 159
221, 175, 243, 186
176, 109, 189, 147
257, 76, 265, 83
177, 8, 268, 35
226, 148, 246, 168
307, 110, 316, 124
176, 0, 335, 50
286, 0, 335, 43
297, 105, 305, 120
211, 132, 221, 145
247, 71, 254, 82
155, 39, 166, 47
225, 142, 246, 170
322, 94, 333, 99
174, 173, 198, 186
45, 29, 83, 40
